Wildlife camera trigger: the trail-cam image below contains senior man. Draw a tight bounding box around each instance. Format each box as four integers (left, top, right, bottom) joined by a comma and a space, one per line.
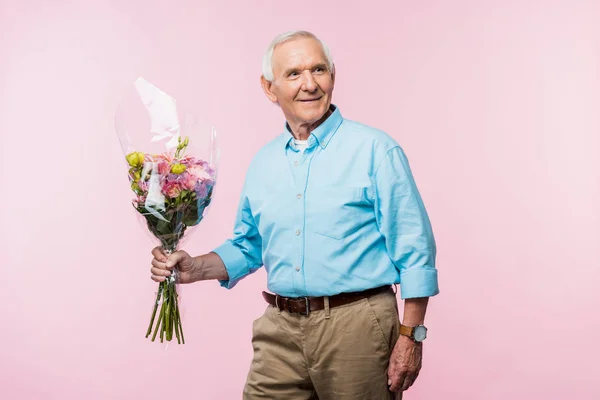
150, 30, 439, 399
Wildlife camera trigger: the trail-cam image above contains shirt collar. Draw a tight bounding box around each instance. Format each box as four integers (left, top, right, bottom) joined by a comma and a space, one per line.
282, 104, 343, 151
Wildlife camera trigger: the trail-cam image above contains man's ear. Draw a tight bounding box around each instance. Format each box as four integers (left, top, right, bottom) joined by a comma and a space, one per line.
260, 75, 278, 103
331, 63, 336, 86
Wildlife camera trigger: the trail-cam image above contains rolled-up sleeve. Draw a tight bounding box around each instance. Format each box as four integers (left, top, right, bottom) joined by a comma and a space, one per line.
212, 181, 263, 289
374, 146, 439, 299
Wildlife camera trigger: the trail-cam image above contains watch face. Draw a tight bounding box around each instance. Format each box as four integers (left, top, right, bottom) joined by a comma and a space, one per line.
413, 326, 427, 342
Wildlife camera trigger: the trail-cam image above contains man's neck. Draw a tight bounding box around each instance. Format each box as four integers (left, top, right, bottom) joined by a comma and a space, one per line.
287, 108, 333, 140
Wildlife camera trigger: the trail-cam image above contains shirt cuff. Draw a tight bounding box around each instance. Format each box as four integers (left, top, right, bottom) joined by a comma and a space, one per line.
212, 240, 249, 289
399, 266, 439, 299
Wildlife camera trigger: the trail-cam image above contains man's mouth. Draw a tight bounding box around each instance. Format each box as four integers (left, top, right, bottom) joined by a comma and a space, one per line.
298, 96, 323, 102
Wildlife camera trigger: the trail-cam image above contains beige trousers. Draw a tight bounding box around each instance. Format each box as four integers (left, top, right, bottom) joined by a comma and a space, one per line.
243, 288, 402, 400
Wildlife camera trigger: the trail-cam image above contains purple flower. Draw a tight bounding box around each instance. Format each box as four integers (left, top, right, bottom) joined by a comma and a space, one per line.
195, 181, 209, 199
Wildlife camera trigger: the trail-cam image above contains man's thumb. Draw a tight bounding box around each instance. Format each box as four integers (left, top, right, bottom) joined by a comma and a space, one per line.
165, 252, 183, 268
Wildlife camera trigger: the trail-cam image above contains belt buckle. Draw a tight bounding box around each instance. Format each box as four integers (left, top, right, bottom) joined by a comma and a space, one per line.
298, 296, 310, 316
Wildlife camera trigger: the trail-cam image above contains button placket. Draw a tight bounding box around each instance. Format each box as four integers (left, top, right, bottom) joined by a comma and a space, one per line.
288, 142, 318, 297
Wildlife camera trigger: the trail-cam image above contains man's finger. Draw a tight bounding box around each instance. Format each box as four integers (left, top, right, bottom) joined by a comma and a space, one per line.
151, 258, 170, 270
389, 377, 404, 392
400, 374, 415, 391
389, 371, 407, 392
151, 247, 168, 262
150, 266, 171, 277
165, 251, 185, 269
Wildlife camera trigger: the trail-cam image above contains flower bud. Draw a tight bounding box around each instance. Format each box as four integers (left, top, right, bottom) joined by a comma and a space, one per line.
183, 137, 189, 146
126, 151, 145, 167
126, 152, 138, 167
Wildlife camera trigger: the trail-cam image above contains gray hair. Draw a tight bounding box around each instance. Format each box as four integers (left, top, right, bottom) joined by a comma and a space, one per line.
262, 30, 334, 82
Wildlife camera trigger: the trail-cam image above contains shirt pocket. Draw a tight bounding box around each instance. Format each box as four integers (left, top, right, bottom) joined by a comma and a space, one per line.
311, 185, 372, 240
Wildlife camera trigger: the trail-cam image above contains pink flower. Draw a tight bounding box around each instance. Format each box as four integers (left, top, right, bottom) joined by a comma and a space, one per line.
187, 165, 212, 181
133, 194, 147, 207
138, 180, 149, 192
163, 182, 182, 199
158, 161, 171, 176
180, 156, 194, 166
182, 172, 197, 190
156, 153, 173, 162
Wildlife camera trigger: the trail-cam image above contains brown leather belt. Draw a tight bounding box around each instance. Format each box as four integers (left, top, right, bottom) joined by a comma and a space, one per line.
262, 285, 392, 316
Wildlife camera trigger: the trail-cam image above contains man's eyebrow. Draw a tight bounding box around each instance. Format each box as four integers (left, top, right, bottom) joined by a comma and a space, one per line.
283, 67, 300, 76
283, 63, 328, 76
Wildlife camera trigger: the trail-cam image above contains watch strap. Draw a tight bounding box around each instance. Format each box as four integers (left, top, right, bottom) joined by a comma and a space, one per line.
399, 324, 414, 339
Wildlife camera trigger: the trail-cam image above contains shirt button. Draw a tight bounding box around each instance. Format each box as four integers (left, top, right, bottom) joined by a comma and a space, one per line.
294, 161, 299, 166
295, 229, 301, 235
296, 193, 302, 199
295, 267, 300, 272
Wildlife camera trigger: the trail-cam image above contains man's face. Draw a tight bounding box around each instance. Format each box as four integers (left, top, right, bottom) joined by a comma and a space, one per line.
262, 37, 335, 129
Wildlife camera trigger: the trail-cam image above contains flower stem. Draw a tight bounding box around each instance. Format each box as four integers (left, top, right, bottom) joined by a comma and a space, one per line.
160, 313, 165, 343
175, 288, 184, 344
173, 290, 181, 344
146, 283, 163, 338
151, 293, 164, 342
165, 282, 172, 341
145, 246, 186, 344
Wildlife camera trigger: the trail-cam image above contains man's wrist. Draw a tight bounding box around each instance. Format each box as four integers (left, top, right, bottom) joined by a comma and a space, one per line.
401, 320, 424, 327
191, 252, 229, 282
190, 255, 205, 283
399, 322, 428, 343
397, 334, 423, 346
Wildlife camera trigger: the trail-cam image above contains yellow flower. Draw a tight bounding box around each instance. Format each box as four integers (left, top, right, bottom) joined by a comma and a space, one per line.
125, 152, 137, 166
126, 151, 145, 167
171, 163, 186, 174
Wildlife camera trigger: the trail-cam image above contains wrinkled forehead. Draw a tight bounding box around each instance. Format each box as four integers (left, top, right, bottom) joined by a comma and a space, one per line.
272, 37, 327, 75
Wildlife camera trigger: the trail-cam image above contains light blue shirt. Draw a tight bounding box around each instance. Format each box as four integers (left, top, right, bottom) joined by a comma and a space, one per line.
213, 105, 439, 299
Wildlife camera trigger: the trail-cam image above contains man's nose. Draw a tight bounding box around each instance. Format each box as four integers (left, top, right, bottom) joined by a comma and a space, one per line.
301, 71, 317, 92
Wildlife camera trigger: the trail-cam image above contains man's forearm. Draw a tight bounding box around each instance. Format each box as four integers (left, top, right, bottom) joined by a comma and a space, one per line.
402, 297, 429, 326
192, 252, 229, 282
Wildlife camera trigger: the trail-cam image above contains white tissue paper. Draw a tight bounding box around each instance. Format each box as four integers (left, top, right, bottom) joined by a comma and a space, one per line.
134, 77, 181, 151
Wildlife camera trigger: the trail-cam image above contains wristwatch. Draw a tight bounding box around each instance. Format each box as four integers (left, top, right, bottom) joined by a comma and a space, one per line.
399, 324, 427, 342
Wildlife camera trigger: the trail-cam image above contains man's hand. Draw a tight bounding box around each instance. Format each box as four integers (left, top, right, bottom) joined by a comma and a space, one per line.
387, 335, 423, 392
150, 247, 198, 284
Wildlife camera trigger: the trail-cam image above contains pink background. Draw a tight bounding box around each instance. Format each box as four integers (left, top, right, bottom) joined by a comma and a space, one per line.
1, 1, 599, 399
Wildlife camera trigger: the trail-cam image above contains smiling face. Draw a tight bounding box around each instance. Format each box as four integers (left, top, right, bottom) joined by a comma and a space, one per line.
261, 36, 335, 136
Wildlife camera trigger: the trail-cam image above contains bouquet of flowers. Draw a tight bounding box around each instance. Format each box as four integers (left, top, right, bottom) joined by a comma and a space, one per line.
116, 77, 218, 344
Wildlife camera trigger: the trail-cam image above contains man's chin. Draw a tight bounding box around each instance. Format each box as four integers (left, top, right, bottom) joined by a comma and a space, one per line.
298, 102, 328, 116
300, 112, 325, 125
